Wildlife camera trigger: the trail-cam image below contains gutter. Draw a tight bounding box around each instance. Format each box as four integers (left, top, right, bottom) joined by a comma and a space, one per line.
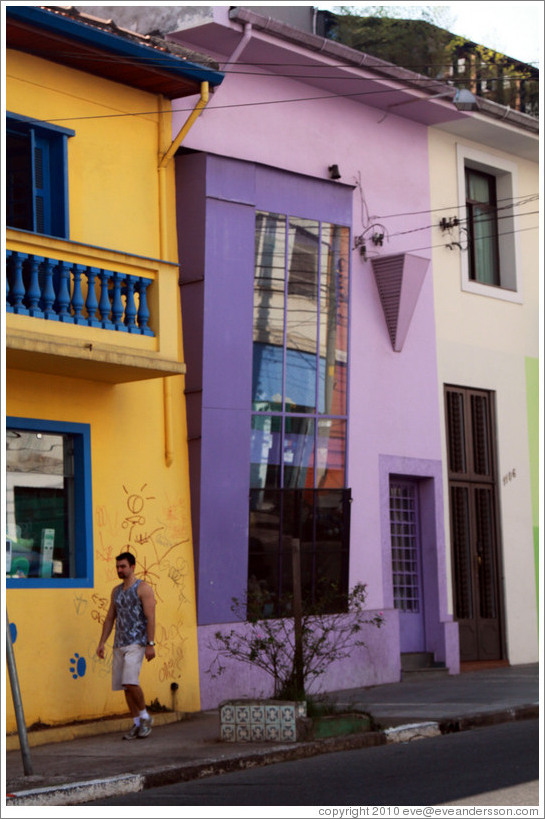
229, 6, 538, 135
157, 81, 211, 466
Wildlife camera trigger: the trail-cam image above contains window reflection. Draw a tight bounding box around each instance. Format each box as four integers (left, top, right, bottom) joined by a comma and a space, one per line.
252, 212, 286, 411
6, 430, 73, 578
250, 211, 350, 614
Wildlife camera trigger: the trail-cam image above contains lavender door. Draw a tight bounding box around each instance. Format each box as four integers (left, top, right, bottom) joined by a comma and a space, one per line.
389, 479, 426, 652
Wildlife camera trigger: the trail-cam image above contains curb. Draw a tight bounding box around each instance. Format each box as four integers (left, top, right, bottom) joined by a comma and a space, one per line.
6, 774, 146, 807
6, 704, 539, 807
438, 703, 539, 734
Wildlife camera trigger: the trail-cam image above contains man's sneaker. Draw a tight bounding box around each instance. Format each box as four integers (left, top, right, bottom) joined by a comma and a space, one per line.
123, 723, 140, 740
137, 716, 153, 738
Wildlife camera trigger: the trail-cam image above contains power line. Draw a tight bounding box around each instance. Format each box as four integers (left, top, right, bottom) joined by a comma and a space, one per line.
372, 194, 539, 220
364, 224, 539, 258
20, 45, 539, 74
13, 73, 538, 126
386, 206, 540, 240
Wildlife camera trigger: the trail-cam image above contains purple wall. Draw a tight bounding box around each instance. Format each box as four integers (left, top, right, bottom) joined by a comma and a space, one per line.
172, 26, 459, 706
177, 154, 353, 625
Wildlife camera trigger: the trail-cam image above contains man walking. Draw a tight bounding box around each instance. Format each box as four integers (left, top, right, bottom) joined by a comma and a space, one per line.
97, 551, 156, 739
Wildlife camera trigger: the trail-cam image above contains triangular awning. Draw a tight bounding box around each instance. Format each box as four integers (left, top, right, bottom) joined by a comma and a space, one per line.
371, 253, 430, 352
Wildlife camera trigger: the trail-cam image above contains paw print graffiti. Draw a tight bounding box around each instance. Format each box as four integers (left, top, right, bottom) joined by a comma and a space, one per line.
69, 653, 87, 680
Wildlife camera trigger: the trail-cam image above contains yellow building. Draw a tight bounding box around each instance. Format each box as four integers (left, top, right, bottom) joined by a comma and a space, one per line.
5, 6, 223, 731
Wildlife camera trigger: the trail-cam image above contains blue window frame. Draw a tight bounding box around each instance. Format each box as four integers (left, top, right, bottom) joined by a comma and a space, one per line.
6, 113, 74, 238
6, 418, 93, 588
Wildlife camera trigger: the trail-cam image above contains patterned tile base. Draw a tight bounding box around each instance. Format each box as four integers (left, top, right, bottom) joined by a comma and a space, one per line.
219, 699, 307, 742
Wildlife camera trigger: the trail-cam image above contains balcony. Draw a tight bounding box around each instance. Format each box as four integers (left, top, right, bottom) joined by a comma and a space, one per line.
5, 229, 185, 382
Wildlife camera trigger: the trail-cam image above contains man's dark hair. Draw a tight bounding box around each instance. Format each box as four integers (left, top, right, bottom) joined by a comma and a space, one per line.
116, 551, 135, 566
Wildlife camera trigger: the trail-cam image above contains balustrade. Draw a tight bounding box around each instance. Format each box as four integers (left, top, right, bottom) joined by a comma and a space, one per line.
5, 250, 154, 336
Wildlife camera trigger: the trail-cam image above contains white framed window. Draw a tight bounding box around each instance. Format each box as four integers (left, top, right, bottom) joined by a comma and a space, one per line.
456, 144, 522, 304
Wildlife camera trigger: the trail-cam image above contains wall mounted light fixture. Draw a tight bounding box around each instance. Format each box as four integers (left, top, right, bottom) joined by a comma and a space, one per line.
328, 164, 341, 180
453, 88, 478, 111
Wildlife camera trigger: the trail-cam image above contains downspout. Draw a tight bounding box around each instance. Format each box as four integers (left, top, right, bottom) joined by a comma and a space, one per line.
222, 22, 252, 69
158, 81, 210, 466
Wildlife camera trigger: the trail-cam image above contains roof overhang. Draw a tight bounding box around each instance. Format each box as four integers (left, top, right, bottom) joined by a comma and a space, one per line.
168, 5, 538, 160
6, 5, 224, 98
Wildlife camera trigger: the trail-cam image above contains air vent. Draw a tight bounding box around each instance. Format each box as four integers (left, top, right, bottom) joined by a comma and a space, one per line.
371, 253, 429, 351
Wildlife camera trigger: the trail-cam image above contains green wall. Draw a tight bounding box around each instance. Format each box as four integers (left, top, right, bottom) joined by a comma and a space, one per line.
525, 357, 539, 618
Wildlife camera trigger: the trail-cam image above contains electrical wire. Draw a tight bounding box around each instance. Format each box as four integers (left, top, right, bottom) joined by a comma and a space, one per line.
20, 47, 540, 76
372, 194, 539, 221
10, 67, 539, 126
386, 207, 540, 240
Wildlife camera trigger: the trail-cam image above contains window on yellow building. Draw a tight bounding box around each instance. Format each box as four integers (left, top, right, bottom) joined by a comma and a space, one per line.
6, 418, 93, 588
6, 113, 74, 239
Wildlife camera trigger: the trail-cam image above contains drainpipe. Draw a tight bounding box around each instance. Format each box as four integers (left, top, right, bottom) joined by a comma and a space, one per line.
158, 82, 211, 466
222, 22, 252, 70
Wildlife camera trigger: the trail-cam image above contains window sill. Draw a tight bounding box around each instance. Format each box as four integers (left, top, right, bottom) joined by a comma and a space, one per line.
461, 279, 523, 304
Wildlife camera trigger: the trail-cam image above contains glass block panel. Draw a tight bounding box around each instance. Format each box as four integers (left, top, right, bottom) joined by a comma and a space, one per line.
390, 481, 421, 613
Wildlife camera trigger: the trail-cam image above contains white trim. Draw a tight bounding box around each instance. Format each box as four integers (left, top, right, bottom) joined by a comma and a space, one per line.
456, 144, 523, 304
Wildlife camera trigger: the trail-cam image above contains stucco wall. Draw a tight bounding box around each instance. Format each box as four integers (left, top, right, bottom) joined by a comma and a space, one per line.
428, 127, 539, 663
6, 49, 200, 730
7, 49, 166, 257
6, 371, 200, 729
173, 44, 456, 705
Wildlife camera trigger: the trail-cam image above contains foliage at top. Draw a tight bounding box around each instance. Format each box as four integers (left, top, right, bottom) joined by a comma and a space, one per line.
328, 6, 538, 116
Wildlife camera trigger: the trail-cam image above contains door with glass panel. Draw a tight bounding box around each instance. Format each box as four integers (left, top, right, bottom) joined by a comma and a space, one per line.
390, 478, 425, 652
445, 386, 504, 661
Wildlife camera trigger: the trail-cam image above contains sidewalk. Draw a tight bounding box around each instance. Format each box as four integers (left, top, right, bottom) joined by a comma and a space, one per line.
5, 663, 539, 807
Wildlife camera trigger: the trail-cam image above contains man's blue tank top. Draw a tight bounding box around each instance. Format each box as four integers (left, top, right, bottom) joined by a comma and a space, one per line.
113, 579, 147, 647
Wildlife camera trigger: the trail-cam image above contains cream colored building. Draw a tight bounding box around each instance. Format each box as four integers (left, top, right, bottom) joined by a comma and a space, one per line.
428, 105, 539, 665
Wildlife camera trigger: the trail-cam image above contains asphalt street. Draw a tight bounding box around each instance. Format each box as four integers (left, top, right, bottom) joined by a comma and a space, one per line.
82, 718, 540, 807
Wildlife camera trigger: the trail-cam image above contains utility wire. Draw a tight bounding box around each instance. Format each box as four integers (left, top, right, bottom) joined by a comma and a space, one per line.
13, 74, 538, 126
23, 47, 539, 75
386, 207, 540, 240
372, 194, 539, 220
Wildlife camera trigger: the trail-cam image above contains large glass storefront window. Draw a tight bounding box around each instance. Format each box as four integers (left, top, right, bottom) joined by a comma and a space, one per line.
250, 212, 350, 615
6, 419, 93, 586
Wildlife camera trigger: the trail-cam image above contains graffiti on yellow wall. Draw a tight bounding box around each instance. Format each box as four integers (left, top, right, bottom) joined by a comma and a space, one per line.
91, 481, 193, 683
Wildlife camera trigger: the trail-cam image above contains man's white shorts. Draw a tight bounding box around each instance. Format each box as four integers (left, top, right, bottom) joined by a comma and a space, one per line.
112, 644, 145, 690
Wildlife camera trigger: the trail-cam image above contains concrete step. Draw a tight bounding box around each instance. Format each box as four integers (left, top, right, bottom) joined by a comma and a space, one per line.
401, 652, 448, 680
401, 666, 449, 681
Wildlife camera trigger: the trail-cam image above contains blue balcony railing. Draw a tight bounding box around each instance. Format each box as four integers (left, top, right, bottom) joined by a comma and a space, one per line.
6, 249, 154, 336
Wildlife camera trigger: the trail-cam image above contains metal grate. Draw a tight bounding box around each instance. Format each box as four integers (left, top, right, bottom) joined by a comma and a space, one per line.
390, 481, 420, 612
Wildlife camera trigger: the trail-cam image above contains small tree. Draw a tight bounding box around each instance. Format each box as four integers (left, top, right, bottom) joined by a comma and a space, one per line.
207, 582, 384, 701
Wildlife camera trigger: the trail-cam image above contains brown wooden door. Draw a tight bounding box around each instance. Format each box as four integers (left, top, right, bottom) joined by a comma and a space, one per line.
445, 387, 504, 661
